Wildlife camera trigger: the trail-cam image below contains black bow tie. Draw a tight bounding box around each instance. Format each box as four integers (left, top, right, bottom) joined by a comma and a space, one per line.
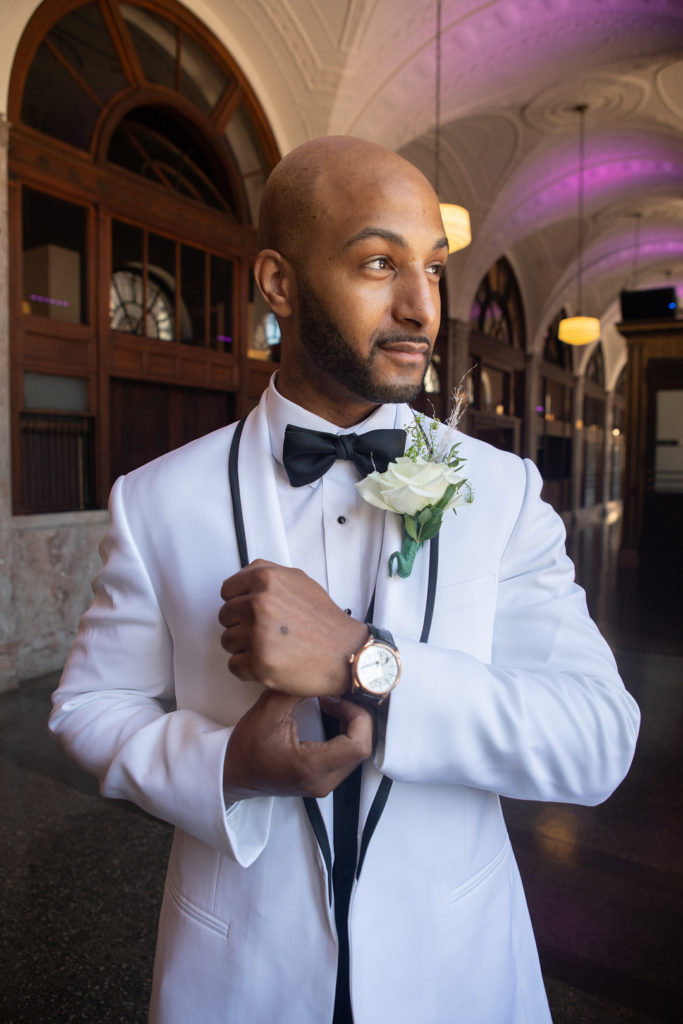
282, 423, 406, 487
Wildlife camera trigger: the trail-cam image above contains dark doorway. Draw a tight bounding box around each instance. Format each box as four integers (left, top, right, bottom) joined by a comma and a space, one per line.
642, 359, 683, 565
109, 379, 235, 485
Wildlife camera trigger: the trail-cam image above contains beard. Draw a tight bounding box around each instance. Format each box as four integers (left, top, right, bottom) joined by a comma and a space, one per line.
296, 277, 432, 405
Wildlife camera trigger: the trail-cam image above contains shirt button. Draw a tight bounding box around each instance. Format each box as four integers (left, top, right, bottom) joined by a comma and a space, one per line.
344, 608, 352, 616
337, 515, 346, 525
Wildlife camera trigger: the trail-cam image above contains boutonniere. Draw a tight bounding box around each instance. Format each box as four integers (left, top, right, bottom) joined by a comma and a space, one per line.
356, 394, 473, 578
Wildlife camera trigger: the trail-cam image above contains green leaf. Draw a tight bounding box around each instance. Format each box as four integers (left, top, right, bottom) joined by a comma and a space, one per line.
433, 483, 456, 510
404, 514, 418, 541
420, 510, 446, 540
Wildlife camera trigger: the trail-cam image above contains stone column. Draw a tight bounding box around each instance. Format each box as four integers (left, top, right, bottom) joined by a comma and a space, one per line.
445, 317, 472, 403
570, 375, 585, 517
524, 353, 540, 462
603, 391, 614, 509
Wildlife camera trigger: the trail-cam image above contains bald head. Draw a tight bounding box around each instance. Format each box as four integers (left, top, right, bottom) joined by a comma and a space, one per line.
257, 136, 439, 262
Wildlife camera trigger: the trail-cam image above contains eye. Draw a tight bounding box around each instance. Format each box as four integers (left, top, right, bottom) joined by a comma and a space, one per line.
365, 256, 393, 271
427, 262, 445, 278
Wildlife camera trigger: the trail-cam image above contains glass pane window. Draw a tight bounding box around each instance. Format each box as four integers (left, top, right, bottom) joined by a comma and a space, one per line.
480, 367, 507, 414
120, 3, 177, 90
20, 42, 101, 150
248, 277, 279, 361
24, 372, 88, 413
47, 3, 128, 106
22, 188, 88, 324
180, 245, 207, 345
210, 255, 234, 350
147, 233, 177, 341
225, 102, 270, 224
181, 32, 229, 116
107, 106, 233, 213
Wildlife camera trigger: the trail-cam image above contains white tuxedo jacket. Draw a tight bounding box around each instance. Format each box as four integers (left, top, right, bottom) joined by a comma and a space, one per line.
50, 392, 639, 1023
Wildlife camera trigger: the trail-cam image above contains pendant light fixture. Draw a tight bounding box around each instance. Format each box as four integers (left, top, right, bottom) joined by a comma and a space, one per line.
558, 104, 600, 345
435, 0, 471, 253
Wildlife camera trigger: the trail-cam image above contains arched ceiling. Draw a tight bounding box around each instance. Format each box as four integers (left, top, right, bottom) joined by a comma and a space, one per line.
207, 0, 683, 382
4, 0, 682, 383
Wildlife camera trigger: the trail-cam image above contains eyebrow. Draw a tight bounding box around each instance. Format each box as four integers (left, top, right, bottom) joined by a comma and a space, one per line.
343, 226, 449, 253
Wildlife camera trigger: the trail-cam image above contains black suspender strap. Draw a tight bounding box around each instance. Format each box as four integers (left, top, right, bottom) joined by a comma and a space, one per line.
228, 418, 249, 569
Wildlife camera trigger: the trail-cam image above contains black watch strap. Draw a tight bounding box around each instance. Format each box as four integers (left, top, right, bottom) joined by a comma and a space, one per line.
367, 624, 397, 649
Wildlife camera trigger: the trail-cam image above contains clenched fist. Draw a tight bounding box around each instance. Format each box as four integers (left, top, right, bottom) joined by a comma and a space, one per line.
219, 559, 369, 698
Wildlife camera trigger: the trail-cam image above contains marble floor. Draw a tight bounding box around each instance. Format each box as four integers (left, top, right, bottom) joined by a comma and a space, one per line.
1, 516, 681, 1023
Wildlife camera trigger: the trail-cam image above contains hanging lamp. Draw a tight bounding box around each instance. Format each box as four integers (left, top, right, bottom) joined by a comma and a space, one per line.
434, 0, 471, 253
558, 104, 600, 345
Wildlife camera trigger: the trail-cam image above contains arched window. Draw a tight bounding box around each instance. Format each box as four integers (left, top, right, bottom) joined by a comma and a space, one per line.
469, 257, 525, 348
583, 344, 606, 507
466, 257, 526, 454
585, 344, 605, 388
9, 0, 279, 514
537, 310, 574, 512
543, 309, 573, 372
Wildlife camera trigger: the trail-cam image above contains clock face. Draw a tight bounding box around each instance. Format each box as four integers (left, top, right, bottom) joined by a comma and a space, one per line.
110, 269, 175, 341
357, 642, 400, 694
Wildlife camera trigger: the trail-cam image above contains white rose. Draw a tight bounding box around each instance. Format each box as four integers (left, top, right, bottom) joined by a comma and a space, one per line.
356, 456, 468, 517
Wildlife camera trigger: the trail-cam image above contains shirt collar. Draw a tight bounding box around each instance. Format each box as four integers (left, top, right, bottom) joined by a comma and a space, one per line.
265, 372, 402, 472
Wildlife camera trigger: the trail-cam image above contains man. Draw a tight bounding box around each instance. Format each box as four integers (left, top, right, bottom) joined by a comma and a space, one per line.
50, 136, 639, 1024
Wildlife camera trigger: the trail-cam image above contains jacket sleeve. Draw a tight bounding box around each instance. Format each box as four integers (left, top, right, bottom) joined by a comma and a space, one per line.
377, 458, 640, 804
49, 475, 274, 867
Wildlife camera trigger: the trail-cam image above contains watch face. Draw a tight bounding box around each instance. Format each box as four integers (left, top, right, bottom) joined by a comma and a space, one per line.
357, 643, 400, 695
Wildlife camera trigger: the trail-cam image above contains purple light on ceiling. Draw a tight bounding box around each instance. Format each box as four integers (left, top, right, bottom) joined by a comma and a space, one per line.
585, 234, 683, 277
505, 139, 683, 224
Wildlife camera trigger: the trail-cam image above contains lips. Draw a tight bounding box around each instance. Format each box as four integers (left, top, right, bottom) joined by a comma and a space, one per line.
377, 340, 430, 361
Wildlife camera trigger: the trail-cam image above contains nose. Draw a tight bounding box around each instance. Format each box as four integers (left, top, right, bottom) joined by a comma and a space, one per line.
393, 266, 440, 333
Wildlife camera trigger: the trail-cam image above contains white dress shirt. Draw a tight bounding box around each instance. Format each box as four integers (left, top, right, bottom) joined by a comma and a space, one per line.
265, 375, 402, 622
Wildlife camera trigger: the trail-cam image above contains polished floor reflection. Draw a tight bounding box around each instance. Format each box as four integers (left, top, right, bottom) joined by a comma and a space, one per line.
1, 516, 680, 1022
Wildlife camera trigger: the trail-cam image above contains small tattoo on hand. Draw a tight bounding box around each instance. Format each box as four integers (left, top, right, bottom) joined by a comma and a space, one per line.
280, 625, 289, 635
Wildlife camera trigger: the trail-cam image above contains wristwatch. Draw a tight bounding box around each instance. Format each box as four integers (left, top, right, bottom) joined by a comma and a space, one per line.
347, 625, 401, 704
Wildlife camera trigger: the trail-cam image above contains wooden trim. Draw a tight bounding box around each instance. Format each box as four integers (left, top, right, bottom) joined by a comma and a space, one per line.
95, 208, 111, 507
128, 0, 279, 166
99, 0, 146, 89
210, 82, 243, 132
469, 330, 526, 371
91, 85, 248, 222
9, 180, 24, 513
8, 0, 91, 121
9, 0, 279, 170
44, 37, 105, 110
10, 125, 259, 258
539, 360, 575, 387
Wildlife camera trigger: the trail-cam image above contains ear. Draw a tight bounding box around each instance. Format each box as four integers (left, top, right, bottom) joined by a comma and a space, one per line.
254, 249, 296, 318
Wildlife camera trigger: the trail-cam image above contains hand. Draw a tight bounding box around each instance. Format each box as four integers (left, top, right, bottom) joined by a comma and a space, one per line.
223, 691, 374, 799
219, 560, 369, 697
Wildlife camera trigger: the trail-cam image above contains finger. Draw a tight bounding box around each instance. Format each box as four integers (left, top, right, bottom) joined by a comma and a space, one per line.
319, 696, 375, 731
226, 650, 254, 680
220, 567, 260, 602
254, 688, 304, 718
299, 726, 373, 777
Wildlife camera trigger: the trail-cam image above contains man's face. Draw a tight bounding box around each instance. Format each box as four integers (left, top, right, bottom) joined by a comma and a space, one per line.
282, 165, 448, 419
296, 272, 432, 405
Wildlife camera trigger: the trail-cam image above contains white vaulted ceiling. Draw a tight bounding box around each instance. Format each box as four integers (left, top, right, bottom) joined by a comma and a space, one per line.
4, 0, 682, 381
198, 0, 683, 381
